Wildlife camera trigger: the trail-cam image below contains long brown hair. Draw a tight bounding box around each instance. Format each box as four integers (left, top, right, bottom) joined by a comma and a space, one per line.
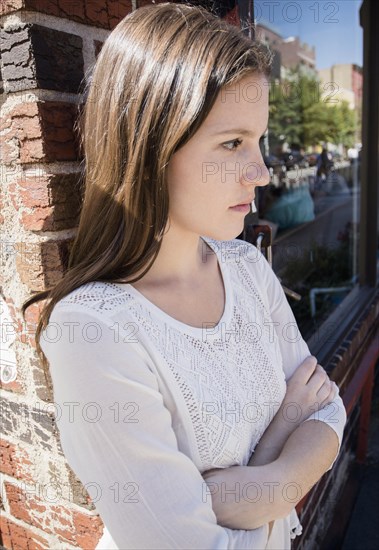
21, 2, 272, 374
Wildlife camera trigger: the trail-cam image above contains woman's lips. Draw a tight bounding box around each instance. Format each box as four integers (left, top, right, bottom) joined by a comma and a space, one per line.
229, 203, 251, 213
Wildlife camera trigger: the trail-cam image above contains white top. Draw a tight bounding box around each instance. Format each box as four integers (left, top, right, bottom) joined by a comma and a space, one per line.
40, 236, 347, 550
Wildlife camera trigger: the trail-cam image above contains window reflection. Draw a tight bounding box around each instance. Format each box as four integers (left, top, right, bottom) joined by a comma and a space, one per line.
253, 1, 363, 339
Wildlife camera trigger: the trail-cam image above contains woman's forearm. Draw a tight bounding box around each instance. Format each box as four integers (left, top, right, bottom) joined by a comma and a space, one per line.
202, 462, 291, 530
203, 419, 339, 530
246, 407, 301, 536
248, 405, 298, 467
275, 419, 339, 500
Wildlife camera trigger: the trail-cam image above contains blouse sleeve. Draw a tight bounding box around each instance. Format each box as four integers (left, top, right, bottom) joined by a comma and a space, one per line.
40, 305, 269, 549
246, 245, 347, 471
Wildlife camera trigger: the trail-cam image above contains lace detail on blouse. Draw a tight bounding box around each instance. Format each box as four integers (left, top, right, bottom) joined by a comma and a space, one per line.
55, 236, 287, 471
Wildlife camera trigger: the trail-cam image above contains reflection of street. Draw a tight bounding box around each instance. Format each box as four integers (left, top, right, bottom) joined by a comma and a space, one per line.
272, 192, 356, 276
251, 163, 360, 335
275, 161, 351, 189
269, 185, 358, 339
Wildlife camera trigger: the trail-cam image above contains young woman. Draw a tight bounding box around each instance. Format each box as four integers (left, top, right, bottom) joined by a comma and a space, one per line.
23, 3, 347, 549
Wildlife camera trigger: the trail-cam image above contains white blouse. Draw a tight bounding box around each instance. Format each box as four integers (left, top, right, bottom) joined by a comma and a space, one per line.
40, 236, 347, 549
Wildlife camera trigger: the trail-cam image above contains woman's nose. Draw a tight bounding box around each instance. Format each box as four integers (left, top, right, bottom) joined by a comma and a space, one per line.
241, 158, 270, 187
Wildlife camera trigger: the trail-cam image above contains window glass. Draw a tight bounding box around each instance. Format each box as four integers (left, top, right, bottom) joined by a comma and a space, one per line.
253, 0, 363, 340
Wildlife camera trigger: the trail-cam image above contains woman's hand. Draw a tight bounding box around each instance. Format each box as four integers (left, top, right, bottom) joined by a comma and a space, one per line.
280, 355, 337, 428
248, 355, 337, 467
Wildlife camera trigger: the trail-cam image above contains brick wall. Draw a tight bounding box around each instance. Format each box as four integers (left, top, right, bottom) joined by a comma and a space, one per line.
0, 1, 168, 548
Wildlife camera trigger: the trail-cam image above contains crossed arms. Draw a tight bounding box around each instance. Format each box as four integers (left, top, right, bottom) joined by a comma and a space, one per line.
201, 356, 341, 530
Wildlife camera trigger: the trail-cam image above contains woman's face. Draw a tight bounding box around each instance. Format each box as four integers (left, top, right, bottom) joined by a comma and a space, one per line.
166, 73, 270, 241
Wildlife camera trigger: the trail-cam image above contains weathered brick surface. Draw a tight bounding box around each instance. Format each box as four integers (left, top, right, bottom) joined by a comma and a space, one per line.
1, 22, 84, 94
1, 0, 135, 547
66, 463, 97, 509
0, 399, 57, 450
15, 238, 73, 291
0, 100, 81, 165
72, 510, 104, 548
5, 483, 45, 525
0, 23, 36, 93
0, 52, 4, 94
1, 0, 133, 30
0, 439, 35, 482
39, 100, 82, 161
0, 184, 4, 225
0, 297, 44, 353
19, 172, 83, 231
31, 25, 84, 93
0, 0, 23, 17
0, 375, 24, 395
32, 357, 53, 402
0, 515, 49, 550
4, 483, 103, 546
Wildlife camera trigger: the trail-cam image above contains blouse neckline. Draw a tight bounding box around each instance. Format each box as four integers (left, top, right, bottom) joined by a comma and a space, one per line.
116, 235, 232, 338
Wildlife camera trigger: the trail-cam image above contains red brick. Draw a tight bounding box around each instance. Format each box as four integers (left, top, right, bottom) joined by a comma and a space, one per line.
0, 515, 49, 550
72, 509, 104, 548
0, 139, 19, 165
12, 0, 134, 30
0, 375, 24, 395
6, 483, 35, 524
0, 440, 35, 482
15, 238, 73, 292
19, 176, 49, 209
85, 0, 109, 28
19, 139, 45, 164
1, 101, 81, 166
0, 185, 4, 226
0, 0, 22, 17
8, 103, 41, 141
6, 102, 40, 126
38, 101, 81, 162
0, 515, 12, 549
6, 181, 17, 211
23, 301, 44, 327
5, 485, 102, 544
108, 0, 133, 29
21, 206, 55, 232
0, 102, 41, 165
18, 172, 82, 231
0, 439, 17, 477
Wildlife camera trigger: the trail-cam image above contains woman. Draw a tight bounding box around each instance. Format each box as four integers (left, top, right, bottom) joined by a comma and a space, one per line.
22, 3, 347, 549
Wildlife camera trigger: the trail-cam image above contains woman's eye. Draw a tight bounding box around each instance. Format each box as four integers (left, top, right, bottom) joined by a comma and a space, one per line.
223, 138, 242, 151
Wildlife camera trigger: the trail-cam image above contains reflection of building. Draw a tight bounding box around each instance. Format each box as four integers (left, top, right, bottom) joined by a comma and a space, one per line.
318, 64, 363, 143
318, 64, 363, 110
280, 36, 316, 78
255, 22, 316, 80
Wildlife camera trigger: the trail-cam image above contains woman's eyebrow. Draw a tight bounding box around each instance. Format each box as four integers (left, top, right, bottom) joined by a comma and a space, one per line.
212, 125, 268, 136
